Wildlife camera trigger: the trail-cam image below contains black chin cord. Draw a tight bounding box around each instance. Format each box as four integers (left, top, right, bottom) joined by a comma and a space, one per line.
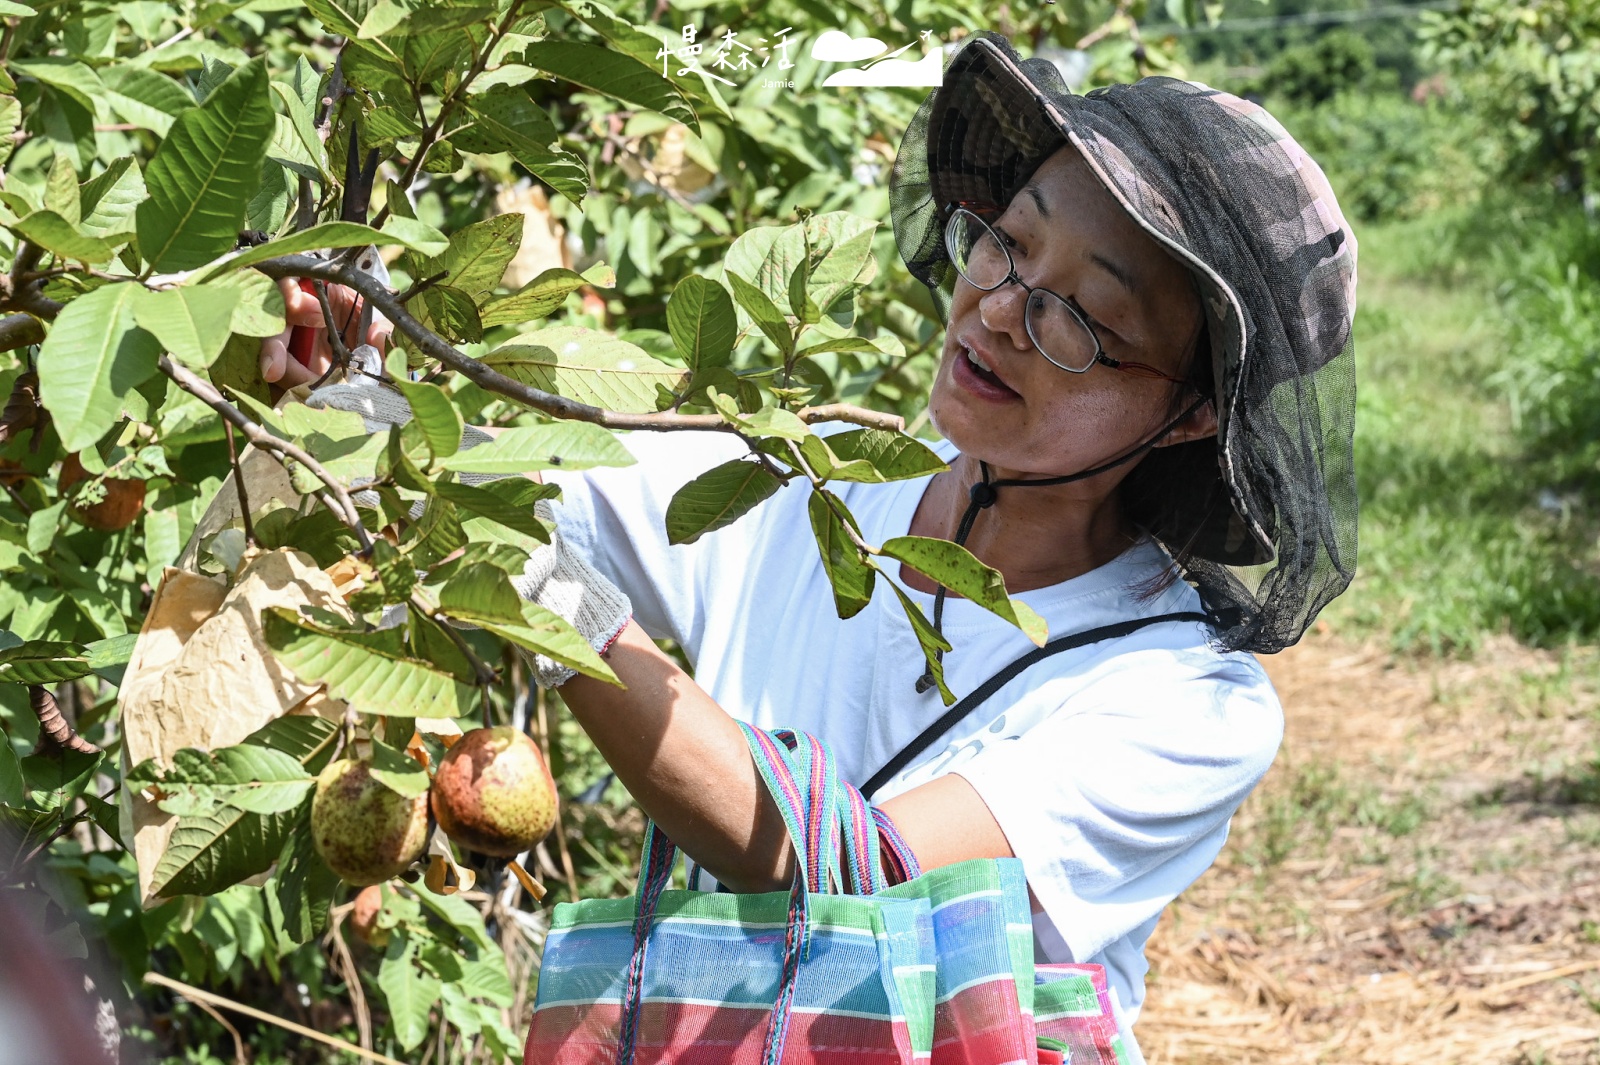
913, 393, 1211, 694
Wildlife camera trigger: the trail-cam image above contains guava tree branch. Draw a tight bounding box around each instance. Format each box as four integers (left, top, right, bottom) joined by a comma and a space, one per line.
372, 0, 529, 227
0, 312, 44, 352
157, 356, 375, 551
255, 255, 907, 434
30, 685, 100, 756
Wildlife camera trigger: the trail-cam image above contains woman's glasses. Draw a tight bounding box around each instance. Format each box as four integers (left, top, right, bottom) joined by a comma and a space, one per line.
943, 206, 1192, 385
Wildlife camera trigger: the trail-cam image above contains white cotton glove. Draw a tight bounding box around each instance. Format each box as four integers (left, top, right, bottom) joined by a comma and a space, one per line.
307, 366, 632, 688
511, 500, 632, 688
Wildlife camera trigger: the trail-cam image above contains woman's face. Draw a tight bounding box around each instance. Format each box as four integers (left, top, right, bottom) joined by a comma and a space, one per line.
927, 146, 1208, 478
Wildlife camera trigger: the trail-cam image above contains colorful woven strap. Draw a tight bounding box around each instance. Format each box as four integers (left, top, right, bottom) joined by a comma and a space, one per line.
838, 782, 886, 895
740, 723, 817, 897
616, 821, 679, 1065
769, 727, 843, 895
872, 805, 922, 885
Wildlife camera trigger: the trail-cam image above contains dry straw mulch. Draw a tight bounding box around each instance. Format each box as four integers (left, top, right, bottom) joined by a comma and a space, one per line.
1140, 631, 1600, 1064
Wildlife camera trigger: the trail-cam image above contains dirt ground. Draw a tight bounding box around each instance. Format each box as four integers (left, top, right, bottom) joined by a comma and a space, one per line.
1139, 628, 1600, 1064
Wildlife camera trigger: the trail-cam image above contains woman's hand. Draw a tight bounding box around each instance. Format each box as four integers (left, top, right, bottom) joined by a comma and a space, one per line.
260, 278, 394, 388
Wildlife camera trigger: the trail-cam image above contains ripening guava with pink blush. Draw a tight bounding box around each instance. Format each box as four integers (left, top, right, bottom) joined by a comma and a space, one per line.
430, 727, 557, 857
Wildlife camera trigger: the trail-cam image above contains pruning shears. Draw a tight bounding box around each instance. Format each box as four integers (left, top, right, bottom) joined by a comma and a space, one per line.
288, 110, 386, 381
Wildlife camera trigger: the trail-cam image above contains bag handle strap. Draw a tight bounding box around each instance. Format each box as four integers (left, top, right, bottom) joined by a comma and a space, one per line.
618, 724, 830, 1065
862, 611, 1209, 799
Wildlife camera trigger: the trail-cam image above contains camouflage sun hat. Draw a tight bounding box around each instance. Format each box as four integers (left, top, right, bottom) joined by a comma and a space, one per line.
889, 31, 1359, 654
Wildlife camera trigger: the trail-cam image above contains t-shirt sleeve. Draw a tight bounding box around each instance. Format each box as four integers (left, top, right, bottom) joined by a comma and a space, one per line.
542, 430, 750, 656
954, 649, 1282, 963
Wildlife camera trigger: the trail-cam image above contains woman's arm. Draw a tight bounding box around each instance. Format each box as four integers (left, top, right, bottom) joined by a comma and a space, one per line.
560, 619, 1014, 892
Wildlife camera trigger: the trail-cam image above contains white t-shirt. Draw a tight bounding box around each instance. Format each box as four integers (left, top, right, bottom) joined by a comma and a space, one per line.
546, 430, 1282, 1060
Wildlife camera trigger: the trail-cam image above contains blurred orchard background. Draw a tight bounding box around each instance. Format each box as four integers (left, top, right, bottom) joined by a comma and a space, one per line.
2, 0, 1600, 1062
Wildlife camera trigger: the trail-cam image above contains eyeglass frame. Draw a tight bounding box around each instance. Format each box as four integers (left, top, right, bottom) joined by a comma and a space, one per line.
942, 203, 1194, 386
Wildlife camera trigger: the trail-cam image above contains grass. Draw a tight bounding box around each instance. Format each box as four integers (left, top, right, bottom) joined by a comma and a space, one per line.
1325, 208, 1600, 653
1241, 758, 1432, 870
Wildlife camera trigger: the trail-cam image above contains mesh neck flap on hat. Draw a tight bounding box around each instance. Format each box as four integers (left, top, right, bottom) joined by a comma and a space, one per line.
889, 31, 1358, 655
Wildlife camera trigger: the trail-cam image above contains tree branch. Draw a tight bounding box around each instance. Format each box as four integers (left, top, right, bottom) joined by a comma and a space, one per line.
157, 356, 374, 552
254, 255, 906, 434
29, 685, 100, 756
0, 313, 45, 353
372, 0, 529, 227
223, 421, 256, 548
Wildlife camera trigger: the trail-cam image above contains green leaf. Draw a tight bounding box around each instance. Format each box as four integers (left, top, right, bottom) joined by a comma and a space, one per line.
730, 406, 808, 442
382, 215, 450, 256
456, 956, 515, 1007
879, 537, 1048, 646
887, 580, 954, 705
667, 275, 736, 371
0, 735, 23, 807
367, 739, 429, 799
133, 285, 240, 369
304, 0, 379, 35
808, 491, 875, 619
434, 479, 552, 542
522, 40, 696, 132
44, 155, 79, 224
38, 283, 162, 451
414, 213, 522, 304
482, 328, 686, 414
466, 601, 619, 686
8, 212, 119, 264
214, 269, 287, 337
11, 58, 101, 112
101, 66, 193, 136
380, 935, 441, 1052
151, 799, 303, 898
793, 334, 905, 360
241, 715, 339, 769
0, 2, 36, 15
440, 421, 635, 475
478, 265, 603, 328
79, 157, 146, 241
727, 272, 794, 358
198, 218, 447, 280
666, 459, 783, 545
127, 744, 314, 817
263, 607, 474, 718
274, 818, 339, 945
455, 87, 588, 203
84, 633, 138, 686
823, 430, 949, 483
436, 561, 528, 626
137, 59, 275, 271
393, 380, 463, 461
561, 0, 731, 120
269, 80, 322, 171
23, 748, 103, 811
802, 212, 880, 315
724, 223, 806, 313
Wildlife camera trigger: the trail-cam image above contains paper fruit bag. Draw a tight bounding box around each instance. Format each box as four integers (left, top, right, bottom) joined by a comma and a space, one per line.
119, 548, 352, 907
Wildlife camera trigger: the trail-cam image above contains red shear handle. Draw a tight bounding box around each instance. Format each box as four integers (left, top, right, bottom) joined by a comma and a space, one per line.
287, 279, 318, 367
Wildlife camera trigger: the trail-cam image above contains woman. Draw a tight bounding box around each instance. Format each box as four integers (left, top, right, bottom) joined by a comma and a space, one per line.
269, 32, 1358, 1059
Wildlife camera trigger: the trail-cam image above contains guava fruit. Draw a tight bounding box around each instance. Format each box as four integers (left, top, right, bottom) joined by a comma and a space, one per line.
349, 884, 389, 947
311, 757, 429, 886
430, 726, 557, 857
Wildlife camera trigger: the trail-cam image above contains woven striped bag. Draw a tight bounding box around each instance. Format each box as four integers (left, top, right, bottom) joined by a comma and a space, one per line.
523, 724, 936, 1065
1032, 965, 1129, 1065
